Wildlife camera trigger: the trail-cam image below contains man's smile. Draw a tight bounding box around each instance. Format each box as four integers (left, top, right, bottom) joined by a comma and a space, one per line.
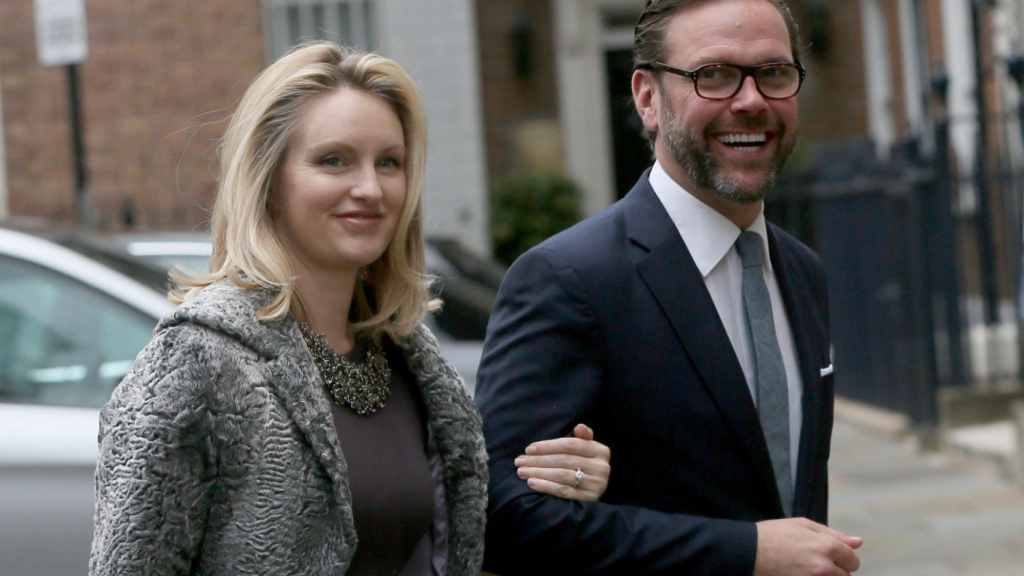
714, 131, 769, 153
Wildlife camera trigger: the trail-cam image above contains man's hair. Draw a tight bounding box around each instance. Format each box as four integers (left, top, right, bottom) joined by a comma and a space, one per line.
633, 0, 802, 71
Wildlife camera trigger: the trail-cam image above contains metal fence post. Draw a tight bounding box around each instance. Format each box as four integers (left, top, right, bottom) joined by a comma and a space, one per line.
1006, 53, 1024, 378
931, 70, 969, 388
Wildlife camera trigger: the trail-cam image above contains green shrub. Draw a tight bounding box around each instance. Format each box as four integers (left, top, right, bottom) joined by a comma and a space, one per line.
490, 172, 583, 266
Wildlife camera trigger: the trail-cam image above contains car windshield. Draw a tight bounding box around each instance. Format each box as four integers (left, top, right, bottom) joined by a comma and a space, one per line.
53, 238, 173, 296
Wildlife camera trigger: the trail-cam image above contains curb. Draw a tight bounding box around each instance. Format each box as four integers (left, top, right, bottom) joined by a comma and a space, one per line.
833, 396, 912, 439
834, 396, 1024, 488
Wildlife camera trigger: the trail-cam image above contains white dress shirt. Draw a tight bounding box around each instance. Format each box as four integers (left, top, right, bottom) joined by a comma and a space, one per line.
649, 161, 803, 482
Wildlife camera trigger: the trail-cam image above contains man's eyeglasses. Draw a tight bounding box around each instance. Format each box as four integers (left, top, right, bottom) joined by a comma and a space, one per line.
647, 62, 806, 100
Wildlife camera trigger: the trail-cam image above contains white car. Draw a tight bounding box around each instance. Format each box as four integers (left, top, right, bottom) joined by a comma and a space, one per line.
0, 225, 490, 575
0, 226, 172, 576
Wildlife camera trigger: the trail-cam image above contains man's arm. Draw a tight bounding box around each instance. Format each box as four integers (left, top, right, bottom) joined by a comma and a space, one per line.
475, 246, 757, 575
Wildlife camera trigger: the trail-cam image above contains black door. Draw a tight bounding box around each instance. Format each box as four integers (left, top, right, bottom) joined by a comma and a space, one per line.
605, 48, 653, 200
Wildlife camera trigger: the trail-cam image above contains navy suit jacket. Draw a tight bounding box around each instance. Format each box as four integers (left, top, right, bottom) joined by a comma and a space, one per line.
475, 171, 834, 575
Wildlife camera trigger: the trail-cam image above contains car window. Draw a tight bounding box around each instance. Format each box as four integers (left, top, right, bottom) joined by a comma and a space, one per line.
148, 254, 211, 275
428, 238, 507, 292
430, 276, 495, 340
57, 238, 173, 294
0, 255, 156, 409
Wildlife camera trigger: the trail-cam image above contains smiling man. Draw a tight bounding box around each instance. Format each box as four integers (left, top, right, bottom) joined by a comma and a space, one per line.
475, 0, 862, 574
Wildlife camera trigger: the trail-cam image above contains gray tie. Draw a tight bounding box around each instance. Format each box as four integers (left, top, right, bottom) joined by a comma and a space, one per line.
735, 231, 793, 517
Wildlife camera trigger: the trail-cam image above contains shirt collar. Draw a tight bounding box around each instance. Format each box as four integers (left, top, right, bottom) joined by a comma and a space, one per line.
649, 160, 772, 278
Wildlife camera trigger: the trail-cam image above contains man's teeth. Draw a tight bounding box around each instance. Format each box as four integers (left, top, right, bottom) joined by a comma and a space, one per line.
716, 133, 767, 151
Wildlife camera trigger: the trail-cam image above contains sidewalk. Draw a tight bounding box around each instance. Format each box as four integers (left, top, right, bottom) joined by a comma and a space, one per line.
828, 415, 1024, 576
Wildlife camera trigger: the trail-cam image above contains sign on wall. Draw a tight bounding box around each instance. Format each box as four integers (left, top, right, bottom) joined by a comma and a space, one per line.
34, 0, 88, 67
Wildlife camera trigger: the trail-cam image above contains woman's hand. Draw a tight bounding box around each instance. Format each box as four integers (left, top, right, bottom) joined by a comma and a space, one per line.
515, 424, 611, 501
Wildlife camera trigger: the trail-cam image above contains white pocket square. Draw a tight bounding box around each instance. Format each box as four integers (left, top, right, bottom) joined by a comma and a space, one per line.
820, 364, 834, 377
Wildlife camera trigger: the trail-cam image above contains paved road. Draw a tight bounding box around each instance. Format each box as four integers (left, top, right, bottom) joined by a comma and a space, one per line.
829, 419, 1024, 576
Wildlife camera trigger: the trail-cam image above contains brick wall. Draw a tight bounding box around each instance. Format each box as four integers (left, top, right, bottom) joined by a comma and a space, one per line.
922, 0, 946, 71
474, 0, 560, 181
1, 0, 76, 220
790, 0, 870, 145
0, 0, 265, 230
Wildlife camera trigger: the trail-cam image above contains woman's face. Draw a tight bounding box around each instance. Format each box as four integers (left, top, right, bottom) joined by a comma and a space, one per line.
274, 87, 408, 278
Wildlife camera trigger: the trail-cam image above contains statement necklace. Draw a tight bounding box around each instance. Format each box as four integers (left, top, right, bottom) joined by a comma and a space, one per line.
299, 322, 392, 416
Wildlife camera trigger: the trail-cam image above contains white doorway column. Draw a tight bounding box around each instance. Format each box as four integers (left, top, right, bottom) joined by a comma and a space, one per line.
941, 0, 980, 213
553, 0, 616, 216
860, 0, 897, 159
377, 0, 490, 253
897, 0, 931, 153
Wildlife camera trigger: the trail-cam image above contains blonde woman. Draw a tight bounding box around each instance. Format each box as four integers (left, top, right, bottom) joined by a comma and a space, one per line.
89, 42, 610, 575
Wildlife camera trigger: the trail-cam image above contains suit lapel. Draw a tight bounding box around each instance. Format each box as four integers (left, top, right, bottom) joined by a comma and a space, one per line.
767, 226, 823, 518
624, 175, 782, 514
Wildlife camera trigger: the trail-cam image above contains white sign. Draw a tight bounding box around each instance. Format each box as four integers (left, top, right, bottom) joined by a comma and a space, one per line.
34, 0, 88, 67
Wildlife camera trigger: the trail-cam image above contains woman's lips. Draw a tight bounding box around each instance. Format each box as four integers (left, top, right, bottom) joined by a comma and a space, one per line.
333, 210, 384, 229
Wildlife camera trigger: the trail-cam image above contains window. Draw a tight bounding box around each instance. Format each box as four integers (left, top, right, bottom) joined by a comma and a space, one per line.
0, 256, 156, 409
266, 0, 377, 59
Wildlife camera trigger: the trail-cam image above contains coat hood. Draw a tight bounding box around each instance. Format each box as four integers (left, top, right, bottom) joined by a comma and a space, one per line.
158, 279, 297, 360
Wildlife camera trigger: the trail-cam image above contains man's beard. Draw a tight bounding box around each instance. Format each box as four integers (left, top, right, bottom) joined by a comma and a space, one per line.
661, 103, 796, 205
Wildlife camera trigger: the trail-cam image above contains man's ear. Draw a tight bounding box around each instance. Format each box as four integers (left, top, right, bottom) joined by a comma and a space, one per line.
632, 69, 660, 134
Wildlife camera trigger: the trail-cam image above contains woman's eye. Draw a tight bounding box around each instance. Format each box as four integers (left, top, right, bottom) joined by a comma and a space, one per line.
379, 157, 402, 169
321, 156, 343, 167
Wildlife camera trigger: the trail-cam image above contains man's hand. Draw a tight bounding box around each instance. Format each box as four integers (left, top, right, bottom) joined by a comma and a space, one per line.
754, 518, 863, 576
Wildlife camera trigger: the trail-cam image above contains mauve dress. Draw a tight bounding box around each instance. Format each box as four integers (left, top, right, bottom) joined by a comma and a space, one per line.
324, 338, 448, 576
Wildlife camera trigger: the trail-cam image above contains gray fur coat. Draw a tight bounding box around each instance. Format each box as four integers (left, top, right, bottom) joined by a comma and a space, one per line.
90, 280, 488, 575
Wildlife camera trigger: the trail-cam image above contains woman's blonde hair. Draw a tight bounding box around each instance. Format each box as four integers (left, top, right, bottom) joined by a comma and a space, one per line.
171, 41, 435, 342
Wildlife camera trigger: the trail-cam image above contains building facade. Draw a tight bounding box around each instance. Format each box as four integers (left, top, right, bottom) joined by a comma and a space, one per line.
0, 0, 490, 249
1, 1, 1022, 357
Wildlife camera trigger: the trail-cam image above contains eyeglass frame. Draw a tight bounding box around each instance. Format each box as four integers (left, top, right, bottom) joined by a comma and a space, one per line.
644, 61, 807, 101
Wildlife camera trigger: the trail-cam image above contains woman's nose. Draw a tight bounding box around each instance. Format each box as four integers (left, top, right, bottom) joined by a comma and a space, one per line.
349, 164, 384, 202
